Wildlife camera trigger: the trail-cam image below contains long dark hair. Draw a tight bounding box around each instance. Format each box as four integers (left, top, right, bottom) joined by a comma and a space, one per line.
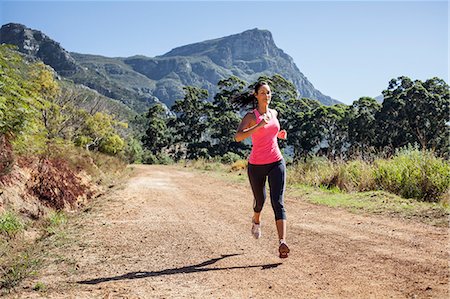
231, 81, 269, 110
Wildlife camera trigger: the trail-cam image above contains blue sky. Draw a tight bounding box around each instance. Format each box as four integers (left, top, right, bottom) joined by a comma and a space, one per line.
1, 0, 448, 104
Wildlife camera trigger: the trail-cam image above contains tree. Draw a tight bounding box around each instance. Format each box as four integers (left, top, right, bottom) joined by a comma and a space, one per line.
171, 86, 212, 159
283, 98, 316, 160
347, 97, 381, 159
323, 104, 349, 160
0, 45, 41, 138
209, 76, 249, 157
376, 76, 449, 156
141, 103, 171, 155
74, 111, 127, 155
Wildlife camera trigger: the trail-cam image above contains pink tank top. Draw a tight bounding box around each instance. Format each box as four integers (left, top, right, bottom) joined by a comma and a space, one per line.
248, 109, 283, 165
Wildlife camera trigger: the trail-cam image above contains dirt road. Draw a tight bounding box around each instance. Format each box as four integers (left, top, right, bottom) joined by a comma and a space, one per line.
16, 165, 449, 298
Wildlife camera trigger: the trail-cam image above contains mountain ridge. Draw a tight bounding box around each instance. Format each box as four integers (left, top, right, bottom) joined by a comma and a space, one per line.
0, 23, 341, 113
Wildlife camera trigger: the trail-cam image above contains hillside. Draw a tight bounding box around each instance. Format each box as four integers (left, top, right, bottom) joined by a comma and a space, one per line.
1, 23, 340, 113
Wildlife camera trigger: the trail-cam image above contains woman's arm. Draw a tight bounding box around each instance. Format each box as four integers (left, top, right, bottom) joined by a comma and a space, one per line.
272, 109, 287, 140
235, 112, 268, 142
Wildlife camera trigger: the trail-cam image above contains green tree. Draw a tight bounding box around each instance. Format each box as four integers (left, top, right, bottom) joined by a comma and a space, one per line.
347, 97, 381, 159
209, 76, 249, 157
323, 104, 349, 160
141, 103, 171, 155
0, 45, 42, 138
283, 98, 317, 160
171, 86, 212, 160
376, 76, 449, 156
295, 105, 328, 160
74, 112, 126, 155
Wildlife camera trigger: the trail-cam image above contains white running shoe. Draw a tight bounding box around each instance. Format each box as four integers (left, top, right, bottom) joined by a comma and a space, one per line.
251, 219, 261, 239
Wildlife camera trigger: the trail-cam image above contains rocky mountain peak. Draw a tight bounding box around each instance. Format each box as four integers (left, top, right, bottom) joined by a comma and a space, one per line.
0, 23, 79, 75
162, 28, 282, 65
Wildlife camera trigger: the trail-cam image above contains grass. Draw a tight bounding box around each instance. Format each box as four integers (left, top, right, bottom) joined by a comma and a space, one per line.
33, 281, 46, 292
44, 211, 68, 236
0, 210, 73, 294
289, 184, 449, 226
0, 249, 42, 293
0, 211, 24, 238
182, 162, 450, 227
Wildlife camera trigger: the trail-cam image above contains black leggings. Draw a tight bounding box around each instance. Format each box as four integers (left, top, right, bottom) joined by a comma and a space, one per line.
247, 159, 286, 220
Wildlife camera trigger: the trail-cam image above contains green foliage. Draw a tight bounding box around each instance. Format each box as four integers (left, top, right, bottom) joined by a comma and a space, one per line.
0, 45, 39, 137
373, 147, 450, 202
377, 76, 449, 156
171, 86, 212, 160
221, 152, 242, 164
0, 251, 40, 291
209, 76, 249, 157
124, 137, 144, 163
0, 211, 24, 238
74, 111, 126, 155
33, 281, 47, 292
45, 211, 67, 235
99, 134, 125, 155
347, 97, 381, 158
288, 148, 449, 202
142, 103, 171, 155
141, 150, 173, 165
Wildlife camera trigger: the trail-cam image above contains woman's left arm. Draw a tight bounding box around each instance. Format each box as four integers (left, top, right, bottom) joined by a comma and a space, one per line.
273, 109, 287, 140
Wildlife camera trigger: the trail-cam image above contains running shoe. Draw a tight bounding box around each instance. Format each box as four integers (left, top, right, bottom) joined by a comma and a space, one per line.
279, 242, 290, 258
251, 218, 261, 239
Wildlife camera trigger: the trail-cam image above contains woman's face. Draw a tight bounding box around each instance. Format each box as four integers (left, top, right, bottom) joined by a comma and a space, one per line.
255, 84, 272, 106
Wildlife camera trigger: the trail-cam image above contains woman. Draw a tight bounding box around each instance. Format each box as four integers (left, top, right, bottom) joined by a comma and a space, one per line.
234, 81, 290, 258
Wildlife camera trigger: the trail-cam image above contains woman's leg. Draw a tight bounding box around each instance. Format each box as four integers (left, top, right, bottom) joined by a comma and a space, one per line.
247, 163, 267, 223
268, 160, 287, 240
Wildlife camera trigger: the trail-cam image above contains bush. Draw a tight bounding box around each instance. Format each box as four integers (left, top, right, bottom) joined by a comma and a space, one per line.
288, 156, 334, 187
44, 211, 67, 235
336, 160, 375, 192
231, 159, 248, 172
99, 134, 125, 155
124, 137, 144, 164
374, 148, 450, 202
28, 158, 93, 210
221, 152, 242, 164
0, 135, 14, 177
288, 149, 449, 202
0, 211, 24, 238
142, 150, 174, 165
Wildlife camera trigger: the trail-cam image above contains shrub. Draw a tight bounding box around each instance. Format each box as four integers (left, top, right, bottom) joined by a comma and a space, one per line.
0, 211, 24, 238
231, 159, 247, 172
45, 211, 67, 235
221, 152, 242, 164
27, 158, 93, 210
374, 148, 450, 202
0, 135, 14, 177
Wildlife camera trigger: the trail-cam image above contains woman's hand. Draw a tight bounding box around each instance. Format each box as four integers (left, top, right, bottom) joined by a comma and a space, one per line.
258, 113, 272, 127
277, 129, 287, 140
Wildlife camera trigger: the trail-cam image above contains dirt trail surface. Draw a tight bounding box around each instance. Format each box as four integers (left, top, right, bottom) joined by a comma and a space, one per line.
14, 165, 449, 298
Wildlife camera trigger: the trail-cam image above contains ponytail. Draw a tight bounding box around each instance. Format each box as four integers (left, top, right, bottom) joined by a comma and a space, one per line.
231, 93, 257, 109
231, 81, 269, 110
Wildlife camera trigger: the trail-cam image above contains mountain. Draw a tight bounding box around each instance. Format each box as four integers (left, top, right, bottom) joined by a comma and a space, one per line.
375, 94, 384, 103
0, 23, 79, 76
0, 23, 340, 113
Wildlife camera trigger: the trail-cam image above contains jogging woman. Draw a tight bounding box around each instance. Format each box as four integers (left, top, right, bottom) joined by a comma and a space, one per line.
234, 81, 290, 258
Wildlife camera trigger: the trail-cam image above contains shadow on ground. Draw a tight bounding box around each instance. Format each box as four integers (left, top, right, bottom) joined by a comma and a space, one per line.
78, 254, 282, 285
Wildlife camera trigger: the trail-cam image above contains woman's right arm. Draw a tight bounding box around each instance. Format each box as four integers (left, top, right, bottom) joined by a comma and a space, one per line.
234, 113, 266, 142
